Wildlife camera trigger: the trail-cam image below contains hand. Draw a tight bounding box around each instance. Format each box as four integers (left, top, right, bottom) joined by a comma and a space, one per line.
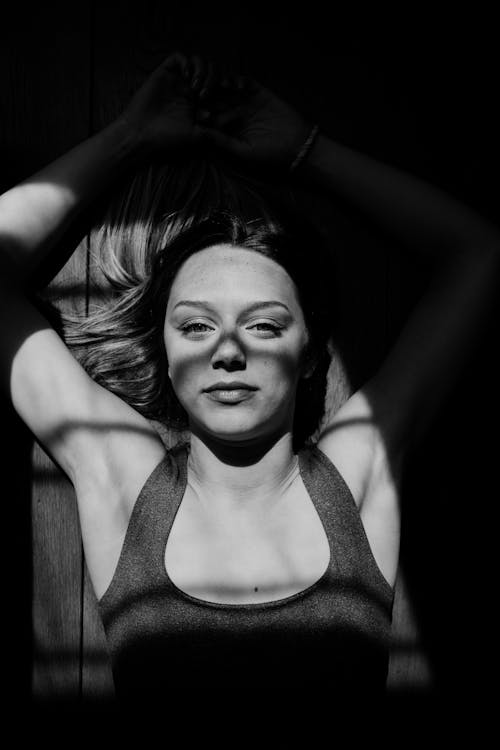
194, 66, 312, 171
118, 52, 205, 155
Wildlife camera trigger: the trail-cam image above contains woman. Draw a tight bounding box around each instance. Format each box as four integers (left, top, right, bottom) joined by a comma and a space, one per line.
0, 53, 498, 700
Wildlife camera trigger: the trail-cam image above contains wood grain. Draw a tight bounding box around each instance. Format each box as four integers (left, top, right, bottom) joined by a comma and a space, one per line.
0, 7, 91, 701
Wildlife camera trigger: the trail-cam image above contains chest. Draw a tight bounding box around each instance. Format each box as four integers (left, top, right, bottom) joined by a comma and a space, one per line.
164, 477, 331, 605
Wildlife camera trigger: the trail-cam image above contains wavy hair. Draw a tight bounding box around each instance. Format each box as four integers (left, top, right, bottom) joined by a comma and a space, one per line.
62, 159, 336, 449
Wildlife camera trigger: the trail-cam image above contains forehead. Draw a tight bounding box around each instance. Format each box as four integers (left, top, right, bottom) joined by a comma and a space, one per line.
168, 244, 300, 306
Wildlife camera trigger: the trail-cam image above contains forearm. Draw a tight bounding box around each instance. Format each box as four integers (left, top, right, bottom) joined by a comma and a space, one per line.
297, 133, 499, 260
0, 118, 145, 281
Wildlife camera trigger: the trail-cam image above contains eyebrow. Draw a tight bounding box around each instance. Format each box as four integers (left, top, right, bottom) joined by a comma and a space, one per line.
172, 300, 292, 314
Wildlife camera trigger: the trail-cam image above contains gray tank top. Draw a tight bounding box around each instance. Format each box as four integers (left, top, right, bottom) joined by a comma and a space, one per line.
98, 441, 394, 701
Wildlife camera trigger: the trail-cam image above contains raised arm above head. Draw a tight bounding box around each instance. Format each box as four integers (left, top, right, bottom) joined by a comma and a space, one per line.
0, 52, 207, 284
296, 130, 500, 448
193, 60, 500, 591
196, 63, 500, 453
0, 52, 217, 597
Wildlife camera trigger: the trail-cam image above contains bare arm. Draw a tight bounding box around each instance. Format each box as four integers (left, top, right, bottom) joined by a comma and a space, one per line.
297, 132, 498, 265
0, 52, 216, 596
297, 132, 500, 446
0, 119, 142, 281
194, 67, 500, 588
198, 72, 500, 453
0, 52, 205, 282
0, 52, 205, 474
0, 50, 219, 583
0, 51, 214, 475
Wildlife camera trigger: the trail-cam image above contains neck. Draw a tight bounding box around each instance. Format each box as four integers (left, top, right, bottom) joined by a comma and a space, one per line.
186, 427, 300, 507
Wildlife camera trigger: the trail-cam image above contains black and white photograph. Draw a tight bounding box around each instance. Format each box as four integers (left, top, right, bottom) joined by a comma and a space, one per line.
1, 2, 498, 736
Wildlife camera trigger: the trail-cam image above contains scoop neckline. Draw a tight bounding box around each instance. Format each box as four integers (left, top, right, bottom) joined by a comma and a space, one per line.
162, 444, 333, 610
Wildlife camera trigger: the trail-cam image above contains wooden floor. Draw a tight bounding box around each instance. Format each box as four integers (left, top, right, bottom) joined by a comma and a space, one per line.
0, 4, 498, 708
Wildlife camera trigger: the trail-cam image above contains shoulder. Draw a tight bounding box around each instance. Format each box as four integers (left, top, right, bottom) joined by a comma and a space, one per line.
315, 388, 403, 587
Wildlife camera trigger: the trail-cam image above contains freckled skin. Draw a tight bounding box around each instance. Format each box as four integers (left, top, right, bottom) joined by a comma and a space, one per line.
164, 244, 310, 445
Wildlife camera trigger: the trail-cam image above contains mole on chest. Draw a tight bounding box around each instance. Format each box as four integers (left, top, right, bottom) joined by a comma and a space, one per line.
164, 486, 330, 604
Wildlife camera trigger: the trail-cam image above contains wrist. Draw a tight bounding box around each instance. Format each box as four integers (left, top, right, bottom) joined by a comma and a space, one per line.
290, 129, 327, 180
102, 116, 154, 167
289, 125, 320, 173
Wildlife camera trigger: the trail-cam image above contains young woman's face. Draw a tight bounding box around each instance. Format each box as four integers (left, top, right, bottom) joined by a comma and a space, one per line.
164, 244, 310, 444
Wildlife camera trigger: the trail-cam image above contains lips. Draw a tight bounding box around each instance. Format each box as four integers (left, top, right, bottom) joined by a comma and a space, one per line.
203, 382, 257, 404
204, 382, 257, 392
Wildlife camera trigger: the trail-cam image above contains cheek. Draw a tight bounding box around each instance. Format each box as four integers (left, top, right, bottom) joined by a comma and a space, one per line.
165, 341, 204, 389
262, 348, 303, 384
265, 331, 308, 373
251, 342, 306, 398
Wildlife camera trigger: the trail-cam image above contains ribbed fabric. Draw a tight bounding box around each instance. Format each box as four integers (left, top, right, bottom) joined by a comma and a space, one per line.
98, 441, 394, 700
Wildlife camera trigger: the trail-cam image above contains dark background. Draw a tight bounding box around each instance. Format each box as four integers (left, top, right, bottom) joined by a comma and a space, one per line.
0, 1, 498, 728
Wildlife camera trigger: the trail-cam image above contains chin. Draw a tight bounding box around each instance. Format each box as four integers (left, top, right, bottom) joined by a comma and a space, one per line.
206, 422, 262, 442
190, 410, 271, 441
196, 413, 293, 448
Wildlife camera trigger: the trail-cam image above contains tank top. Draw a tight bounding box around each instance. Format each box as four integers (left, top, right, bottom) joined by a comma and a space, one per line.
98, 441, 394, 701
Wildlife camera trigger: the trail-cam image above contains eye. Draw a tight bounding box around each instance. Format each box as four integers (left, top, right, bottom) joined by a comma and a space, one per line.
179, 321, 215, 337
248, 322, 284, 337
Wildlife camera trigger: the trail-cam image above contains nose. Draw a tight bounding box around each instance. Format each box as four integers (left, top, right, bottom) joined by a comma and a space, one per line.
210, 330, 246, 371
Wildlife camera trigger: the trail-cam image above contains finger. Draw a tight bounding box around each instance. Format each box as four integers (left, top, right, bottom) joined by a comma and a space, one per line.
199, 58, 218, 101
217, 70, 245, 93
187, 55, 218, 101
190, 54, 205, 93
163, 51, 191, 79
216, 73, 260, 103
